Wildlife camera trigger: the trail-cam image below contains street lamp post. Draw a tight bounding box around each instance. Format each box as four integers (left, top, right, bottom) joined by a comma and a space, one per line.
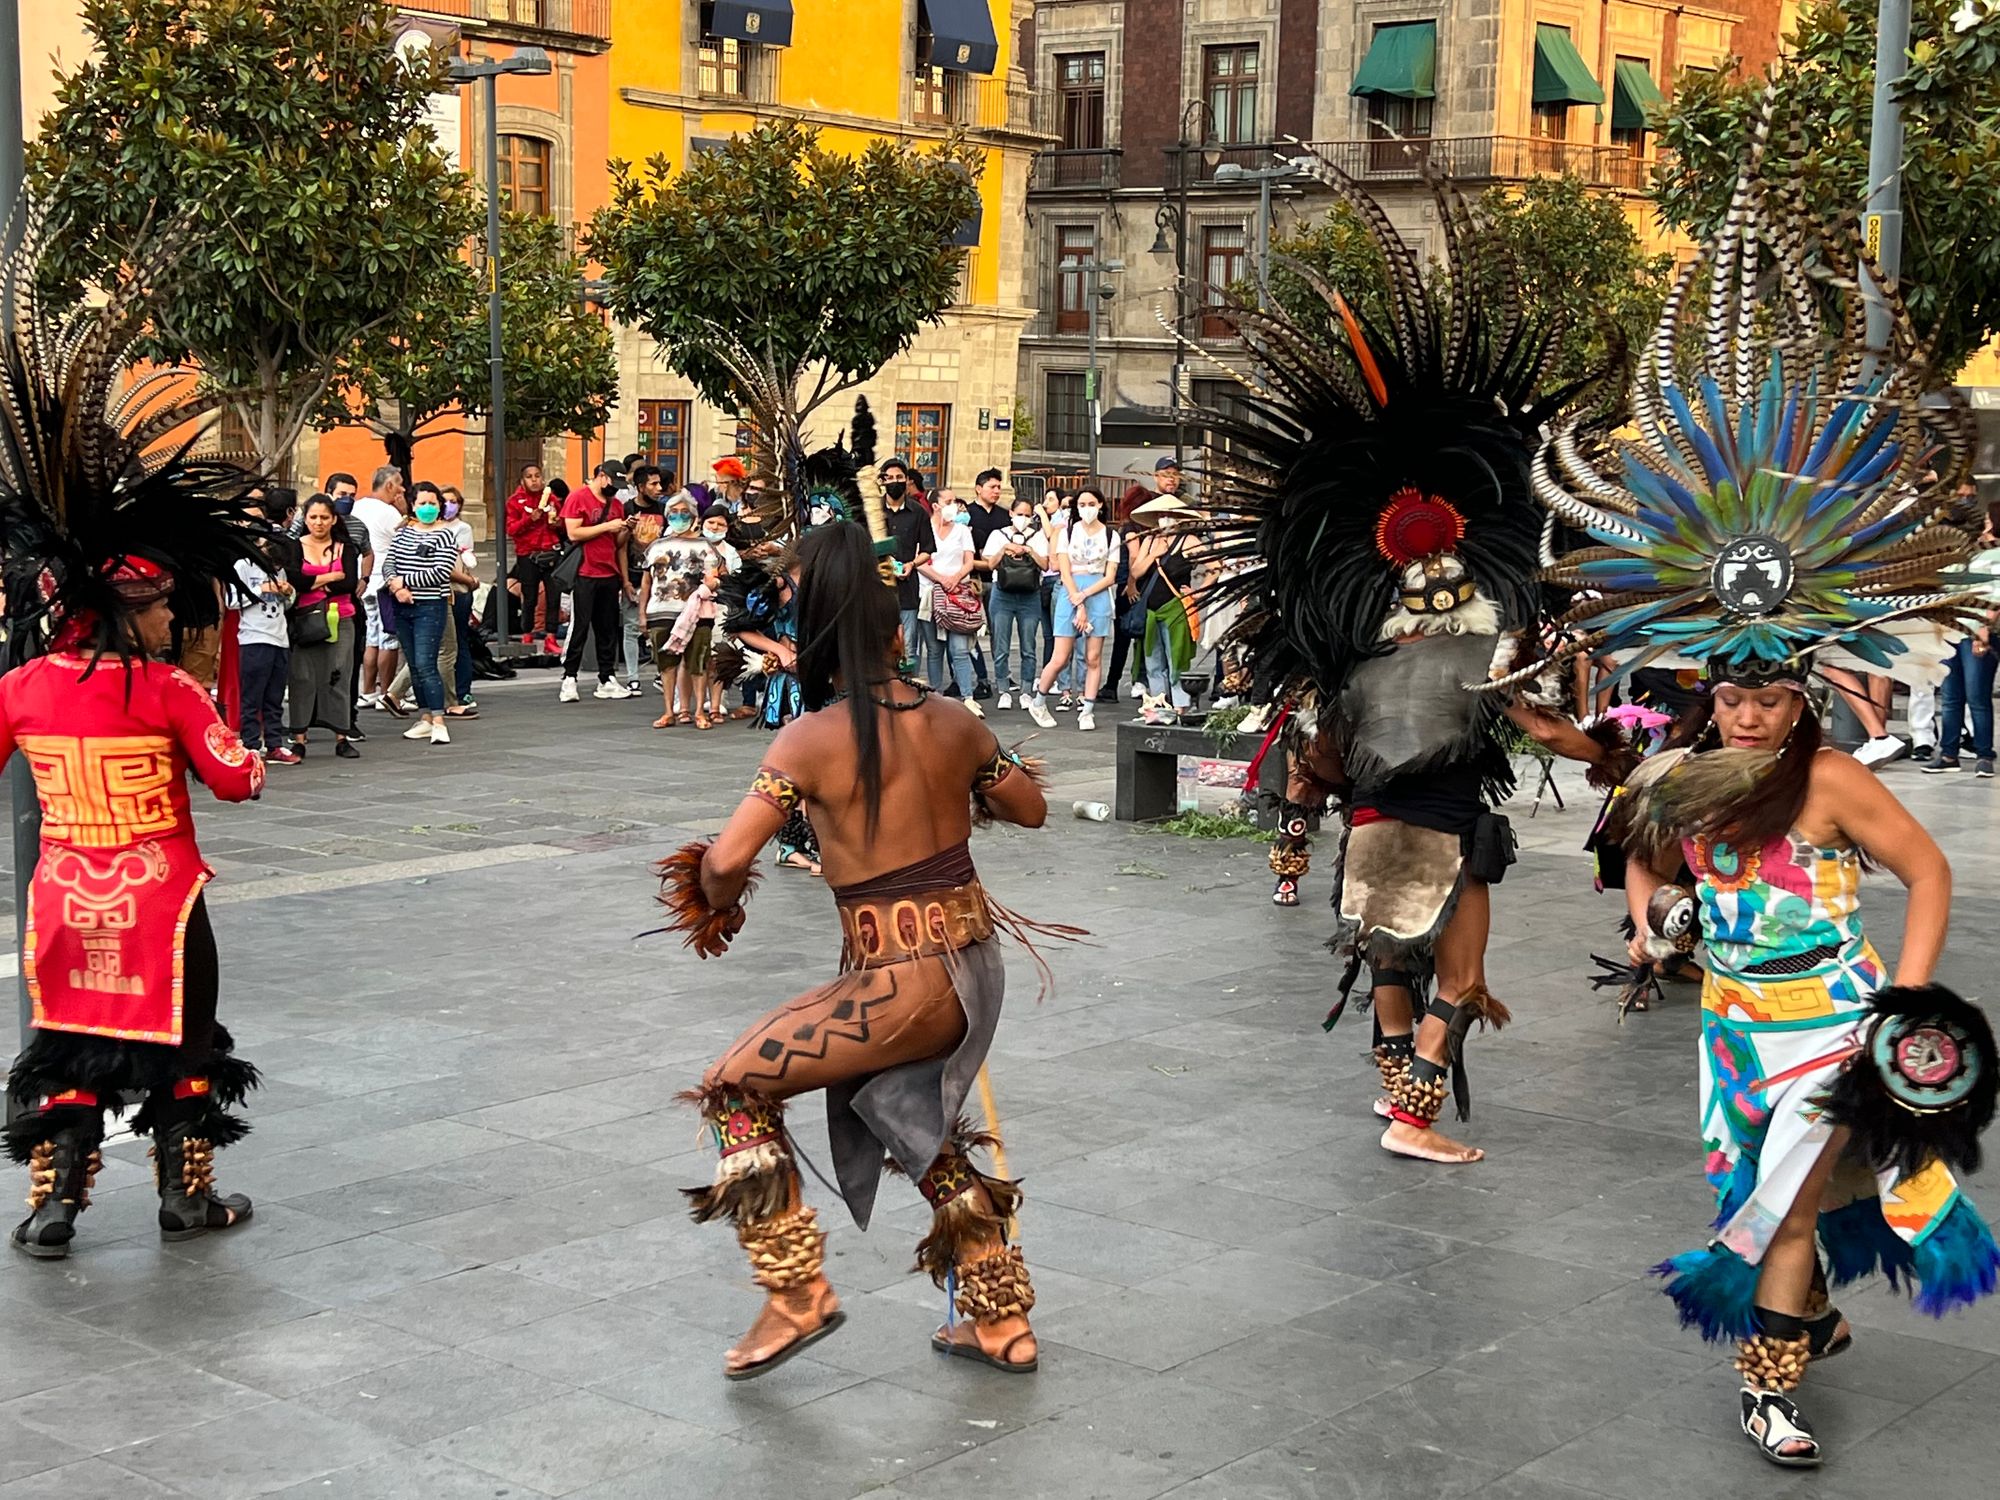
446, 46, 553, 650
1151, 101, 1216, 470
1081, 258, 1123, 485
1210, 158, 1305, 303
1861, 0, 1911, 362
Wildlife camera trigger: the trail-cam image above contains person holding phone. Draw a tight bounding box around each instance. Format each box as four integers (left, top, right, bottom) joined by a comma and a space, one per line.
1024, 487, 1119, 731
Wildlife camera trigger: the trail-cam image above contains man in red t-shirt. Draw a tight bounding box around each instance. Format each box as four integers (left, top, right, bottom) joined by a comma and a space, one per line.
505, 461, 565, 650
558, 460, 637, 702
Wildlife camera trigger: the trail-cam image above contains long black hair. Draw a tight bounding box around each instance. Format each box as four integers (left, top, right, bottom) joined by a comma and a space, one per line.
794, 522, 902, 833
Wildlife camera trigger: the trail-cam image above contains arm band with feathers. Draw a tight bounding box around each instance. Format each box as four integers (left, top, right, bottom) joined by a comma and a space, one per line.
654, 841, 761, 959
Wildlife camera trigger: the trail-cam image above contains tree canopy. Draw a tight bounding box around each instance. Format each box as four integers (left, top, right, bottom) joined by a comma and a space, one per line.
587, 120, 981, 461
1270, 175, 1670, 406
318, 212, 619, 469
30, 0, 478, 468
1652, 0, 2000, 377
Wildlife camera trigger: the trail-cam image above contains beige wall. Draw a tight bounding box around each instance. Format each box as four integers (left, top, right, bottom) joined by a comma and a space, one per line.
19, 1, 88, 136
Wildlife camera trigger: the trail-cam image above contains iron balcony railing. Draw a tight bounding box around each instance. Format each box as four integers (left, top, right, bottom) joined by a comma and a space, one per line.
1302, 134, 1652, 191
1031, 148, 1122, 191
399, 2, 610, 43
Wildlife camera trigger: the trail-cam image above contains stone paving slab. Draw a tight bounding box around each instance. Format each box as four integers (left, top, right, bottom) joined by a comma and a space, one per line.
1, 677, 1997, 1496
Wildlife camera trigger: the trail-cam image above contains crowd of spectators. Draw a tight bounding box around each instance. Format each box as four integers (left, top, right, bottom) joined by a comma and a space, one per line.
195, 449, 1212, 769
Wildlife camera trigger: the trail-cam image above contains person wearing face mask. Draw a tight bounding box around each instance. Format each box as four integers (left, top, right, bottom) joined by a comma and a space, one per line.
878, 457, 936, 675
1037, 493, 1083, 707
440, 485, 479, 713
642, 494, 716, 727
1024, 488, 1119, 731
284, 494, 361, 760
383, 480, 465, 744
621, 466, 670, 692
916, 489, 983, 715
980, 496, 1048, 709
558, 460, 637, 703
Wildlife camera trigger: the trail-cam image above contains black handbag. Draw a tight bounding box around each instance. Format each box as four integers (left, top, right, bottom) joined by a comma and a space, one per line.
551, 495, 613, 590
288, 601, 336, 647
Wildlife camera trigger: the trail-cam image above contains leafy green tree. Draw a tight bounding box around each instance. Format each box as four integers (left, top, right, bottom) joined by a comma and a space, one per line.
318, 213, 619, 478
29, 0, 478, 469
1270, 175, 1670, 403
588, 120, 980, 519
1652, 0, 2000, 377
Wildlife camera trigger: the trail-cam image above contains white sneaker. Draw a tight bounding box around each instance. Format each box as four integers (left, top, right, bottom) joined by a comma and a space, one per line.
1078, 703, 1096, 731
1025, 693, 1057, 730
558, 677, 580, 703
358, 692, 383, 711
996, 692, 1012, 711
1854, 735, 1908, 769
965, 699, 985, 719
594, 680, 637, 700
402, 721, 432, 740
429, 723, 451, 746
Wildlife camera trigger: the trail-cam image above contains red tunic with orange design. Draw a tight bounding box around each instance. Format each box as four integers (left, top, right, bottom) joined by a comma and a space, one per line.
0, 654, 264, 1046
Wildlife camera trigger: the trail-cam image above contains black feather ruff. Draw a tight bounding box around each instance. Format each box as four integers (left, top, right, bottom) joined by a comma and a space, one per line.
1179, 157, 1598, 703
1817, 985, 1999, 1179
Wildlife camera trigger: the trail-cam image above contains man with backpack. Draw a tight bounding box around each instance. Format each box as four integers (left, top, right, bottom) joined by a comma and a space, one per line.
980, 493, 1050, 710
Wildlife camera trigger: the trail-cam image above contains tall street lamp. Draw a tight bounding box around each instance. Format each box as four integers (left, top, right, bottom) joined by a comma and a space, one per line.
1210, 158, 1306, 303
1080, 258, 1123, 484
446, 45, 552, 649
1151, 100, 1217, 468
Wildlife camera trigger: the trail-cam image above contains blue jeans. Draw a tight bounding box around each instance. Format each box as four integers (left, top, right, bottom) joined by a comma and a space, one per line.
1142, 627, 1191, 707
394, 598, 449, 712
925, 624, 976, 697
900, 607, 921, 673
1939, 637, 1998, 760
989, 588, 1042, 693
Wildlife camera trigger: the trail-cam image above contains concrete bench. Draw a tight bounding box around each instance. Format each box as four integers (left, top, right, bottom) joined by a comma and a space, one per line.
1113, 720, 1285, 825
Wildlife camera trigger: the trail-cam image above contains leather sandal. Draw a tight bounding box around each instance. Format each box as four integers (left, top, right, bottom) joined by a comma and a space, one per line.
1740, 1387, 1822, 1467
931, 1323, 1039, 1373
724, 1282, 846, 1382
1805, 1304, 1852, 1361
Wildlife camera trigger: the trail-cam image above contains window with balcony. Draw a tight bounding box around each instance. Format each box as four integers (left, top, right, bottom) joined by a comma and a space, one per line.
1054, 224, 1096, 334
1201, 224, 1247, 338
698, 35, 747, 97
1366, 95, 1434, 174
1045, 372, 1089, 455
1610, 57, 1664, 157
1058, 52, 1106, 150
1202, 44, 1259, 146
497, 134, 551, 216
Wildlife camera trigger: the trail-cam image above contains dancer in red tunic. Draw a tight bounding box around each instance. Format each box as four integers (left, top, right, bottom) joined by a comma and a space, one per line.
0, 228, 273, 1258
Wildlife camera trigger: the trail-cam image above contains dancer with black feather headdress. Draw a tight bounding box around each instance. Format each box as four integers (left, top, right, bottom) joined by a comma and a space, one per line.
0, 215, 274, 1260
1179, 155, 1622, 1165
1529, 107, 2000, 1468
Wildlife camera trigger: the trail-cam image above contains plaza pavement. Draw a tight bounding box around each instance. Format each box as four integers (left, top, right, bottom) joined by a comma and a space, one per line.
2, 673, 1998, 1499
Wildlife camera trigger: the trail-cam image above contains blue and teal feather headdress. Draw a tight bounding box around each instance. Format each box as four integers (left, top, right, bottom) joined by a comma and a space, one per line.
1526, 101, 1979, 688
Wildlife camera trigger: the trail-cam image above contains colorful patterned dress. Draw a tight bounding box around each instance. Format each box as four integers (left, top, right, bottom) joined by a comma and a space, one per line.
1659, 830, 2000, 1339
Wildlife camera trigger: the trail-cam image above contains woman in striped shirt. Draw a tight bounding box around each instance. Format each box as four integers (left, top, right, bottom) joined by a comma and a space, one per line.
384, 483, 464, 745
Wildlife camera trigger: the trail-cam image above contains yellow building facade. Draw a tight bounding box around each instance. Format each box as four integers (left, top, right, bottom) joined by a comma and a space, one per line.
604, 1, 1047, 492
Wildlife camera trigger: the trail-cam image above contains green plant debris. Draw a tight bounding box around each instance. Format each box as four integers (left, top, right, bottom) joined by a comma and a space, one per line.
1147, 810, 1275, 843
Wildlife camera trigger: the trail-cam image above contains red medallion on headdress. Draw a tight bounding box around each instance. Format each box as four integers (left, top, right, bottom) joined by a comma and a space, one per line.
1373, 487, 1465, 565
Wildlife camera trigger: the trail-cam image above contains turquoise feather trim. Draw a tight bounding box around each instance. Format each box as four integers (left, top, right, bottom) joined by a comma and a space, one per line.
1912, 1198, 2000, 1318
1818, 1196, 1915, 1289
1652, 1243, 1761, 1343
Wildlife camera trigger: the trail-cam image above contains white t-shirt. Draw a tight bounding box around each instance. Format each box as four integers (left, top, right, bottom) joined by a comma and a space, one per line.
1056, 521, 1119, 577
445, 518, 476, 592
982, 523, 1050, 568
928, 523, 976, 596
351, 495, 404, 596
234, 559, 291, 648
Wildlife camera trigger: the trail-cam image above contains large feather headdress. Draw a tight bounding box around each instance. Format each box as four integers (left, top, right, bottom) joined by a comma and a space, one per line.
0, 206, 271, 666
1179, 148, 1598, 697
1527, 100, 1979, 688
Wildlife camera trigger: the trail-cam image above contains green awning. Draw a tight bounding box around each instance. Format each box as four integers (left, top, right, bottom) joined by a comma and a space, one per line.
1350, 20, 1437, 101
1533, 23, 1605, 107
1611, 58, 1664, 130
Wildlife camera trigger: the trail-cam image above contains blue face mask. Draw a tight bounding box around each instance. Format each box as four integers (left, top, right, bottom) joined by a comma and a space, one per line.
334, 496, 355, 516
667, 513, 694, 534
412, 501, 441, 524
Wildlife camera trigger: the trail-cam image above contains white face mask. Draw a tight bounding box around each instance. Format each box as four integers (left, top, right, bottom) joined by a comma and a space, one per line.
937, 506, 960, 527
703, 527, 728, 544
1011, 515, 1035, 533
1076, 504, 1101, 522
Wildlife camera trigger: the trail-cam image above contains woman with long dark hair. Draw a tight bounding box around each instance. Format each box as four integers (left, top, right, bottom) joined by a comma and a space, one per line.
285, 494, 361, 759
658, 522, 1055, 1382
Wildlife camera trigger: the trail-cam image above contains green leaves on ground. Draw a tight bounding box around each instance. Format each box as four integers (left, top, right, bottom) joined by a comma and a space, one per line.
1652, 0, 2000, 378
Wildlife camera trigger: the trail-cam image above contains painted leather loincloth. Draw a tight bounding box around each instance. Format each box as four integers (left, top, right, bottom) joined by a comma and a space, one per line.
1333, 816, 1466, 971
823, 842, 1005, 1229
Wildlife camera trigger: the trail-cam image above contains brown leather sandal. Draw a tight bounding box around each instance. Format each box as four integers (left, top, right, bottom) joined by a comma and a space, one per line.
930, 1323, 1039, 1373
724, 1283, 846, 1381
